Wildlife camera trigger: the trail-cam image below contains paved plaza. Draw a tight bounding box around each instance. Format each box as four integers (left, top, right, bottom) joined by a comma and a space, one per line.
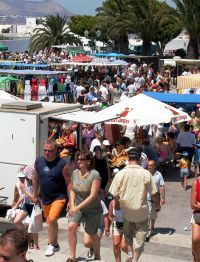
26, 165, 193, 262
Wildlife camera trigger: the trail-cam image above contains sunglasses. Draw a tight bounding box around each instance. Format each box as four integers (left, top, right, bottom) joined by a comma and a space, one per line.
43, 149, 54, 153
0, 252, 21, 261
78, 158, 87, 161
0, 255, 12, 261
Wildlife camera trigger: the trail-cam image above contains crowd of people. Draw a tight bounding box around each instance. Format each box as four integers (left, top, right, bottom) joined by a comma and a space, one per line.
5, 106, 199, 261
1, 56, 200, 261
4, 57, 176, 104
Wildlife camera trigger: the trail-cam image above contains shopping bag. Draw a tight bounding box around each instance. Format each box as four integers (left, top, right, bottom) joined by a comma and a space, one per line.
6, 208, 20, 222
28, 204, 43, 233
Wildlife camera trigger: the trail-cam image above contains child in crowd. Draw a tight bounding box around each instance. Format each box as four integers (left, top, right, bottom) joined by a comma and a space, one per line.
109, 199, 126, 262
178, 151, 190, 190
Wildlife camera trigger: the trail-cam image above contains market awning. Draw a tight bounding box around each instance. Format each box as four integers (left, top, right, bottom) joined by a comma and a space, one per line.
52, 110, 119, 125
0, 62, 49, 68
177, 74, 200, 89
92, 53, 126, 57
0, 43, 8, 51
0, 76, 18, 83
143, 91, 200, 104
0, 69, 68, 75
71, 55, 93, 63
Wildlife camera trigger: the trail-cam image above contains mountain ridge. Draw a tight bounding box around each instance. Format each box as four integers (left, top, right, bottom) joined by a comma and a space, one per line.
0, 0, 71, 17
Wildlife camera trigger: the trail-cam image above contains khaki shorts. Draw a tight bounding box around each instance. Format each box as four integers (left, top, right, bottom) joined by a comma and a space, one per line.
147, 200, 158, 220
43, 199, 66, 224
68, 209, 102, 235
123, 219, 148, 252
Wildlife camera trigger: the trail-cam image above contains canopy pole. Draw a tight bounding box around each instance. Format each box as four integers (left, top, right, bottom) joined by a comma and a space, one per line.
77, 123, 82, 150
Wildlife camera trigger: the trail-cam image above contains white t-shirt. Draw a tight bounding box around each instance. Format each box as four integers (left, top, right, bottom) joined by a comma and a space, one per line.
124, 122, 136, 140
152, 170, 165, 191
127, 83, 136, 95
75, 85, 85, 98
147, 170, 164, 200
90, 138, 101, 152
99, 85, 108, 99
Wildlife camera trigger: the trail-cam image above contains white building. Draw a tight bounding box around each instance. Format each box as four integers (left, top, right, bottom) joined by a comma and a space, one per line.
26, 17, 37, 34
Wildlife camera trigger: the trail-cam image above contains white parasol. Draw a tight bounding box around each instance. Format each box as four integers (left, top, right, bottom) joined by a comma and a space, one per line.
104, 93, 191, 126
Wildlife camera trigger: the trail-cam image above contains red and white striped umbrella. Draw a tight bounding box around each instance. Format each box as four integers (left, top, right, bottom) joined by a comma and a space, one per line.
71, 54, 93, 63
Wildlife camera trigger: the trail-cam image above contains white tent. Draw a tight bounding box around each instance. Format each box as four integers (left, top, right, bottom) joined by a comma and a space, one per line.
0, 90, 22, 105
104, 93, 190, 126
52, 110, 119, 125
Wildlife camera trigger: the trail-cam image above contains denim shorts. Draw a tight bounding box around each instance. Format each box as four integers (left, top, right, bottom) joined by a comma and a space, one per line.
180, 168, 189, 177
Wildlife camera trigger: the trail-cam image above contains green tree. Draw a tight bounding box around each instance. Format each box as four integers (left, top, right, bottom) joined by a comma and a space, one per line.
154, 16, 182, 56
29, 14, 81, 53
96, 0, 130, 54
173, 0, 200, 59
68, 15, 96, 37
126, 0, 176, 56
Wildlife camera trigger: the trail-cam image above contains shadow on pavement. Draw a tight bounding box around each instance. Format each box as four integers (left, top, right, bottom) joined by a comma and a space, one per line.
155, 227, 176, 235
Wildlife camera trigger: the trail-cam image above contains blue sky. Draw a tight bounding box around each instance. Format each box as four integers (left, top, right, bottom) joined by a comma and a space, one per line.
56, 0, 175, 15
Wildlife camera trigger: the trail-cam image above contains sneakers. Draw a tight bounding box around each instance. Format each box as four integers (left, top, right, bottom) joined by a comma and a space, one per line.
87, 248, 94, 258
45, 244, 60, 256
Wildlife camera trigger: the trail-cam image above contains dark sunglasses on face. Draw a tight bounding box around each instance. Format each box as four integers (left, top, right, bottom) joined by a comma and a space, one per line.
0, 253, 19, 261
78, 158, 87, 161
43, 149, 54, 153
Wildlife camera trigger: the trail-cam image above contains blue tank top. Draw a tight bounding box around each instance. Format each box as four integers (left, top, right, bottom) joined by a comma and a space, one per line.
35, 156, 67, 205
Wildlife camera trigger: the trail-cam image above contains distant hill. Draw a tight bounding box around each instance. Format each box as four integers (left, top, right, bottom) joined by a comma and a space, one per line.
0, 0, 71, 17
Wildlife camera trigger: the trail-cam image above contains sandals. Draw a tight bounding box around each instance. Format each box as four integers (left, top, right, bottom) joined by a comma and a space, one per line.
66, 259, 77, 262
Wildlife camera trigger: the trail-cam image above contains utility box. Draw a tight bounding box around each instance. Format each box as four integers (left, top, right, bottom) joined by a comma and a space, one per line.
0, 97, 81, 205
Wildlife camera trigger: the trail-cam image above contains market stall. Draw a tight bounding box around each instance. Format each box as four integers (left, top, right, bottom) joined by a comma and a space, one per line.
177, 74, 200, 94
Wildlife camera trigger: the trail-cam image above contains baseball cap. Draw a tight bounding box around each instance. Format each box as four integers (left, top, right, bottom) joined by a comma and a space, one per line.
103, 140, 110, 146
23, 164, 34, 180
17, 171, 25, 178
126, 147, 141, 159
181, 151, 189, 157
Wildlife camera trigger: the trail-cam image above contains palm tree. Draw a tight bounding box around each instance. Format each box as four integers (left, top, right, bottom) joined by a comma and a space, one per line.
126, 0, 176, 56
96, 0, 130, 54
29, 14, 81, 54
173, 0, 200, 59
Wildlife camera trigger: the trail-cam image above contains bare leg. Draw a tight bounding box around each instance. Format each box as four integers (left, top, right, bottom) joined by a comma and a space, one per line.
14, 210, 28, 229
150, 219, 155, 232
113, 235, 122, 262
181, 177, 184, 188
32, 233, 39, 247
48, 220, 58, 246
133, 250, 142, 262
83, 232, 93, 249
67, 222, 79, 261
90, 234, 101, 259
184, 176, 187, 190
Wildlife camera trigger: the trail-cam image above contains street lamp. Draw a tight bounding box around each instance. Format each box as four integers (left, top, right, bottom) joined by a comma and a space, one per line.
84, 29, 101, 53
